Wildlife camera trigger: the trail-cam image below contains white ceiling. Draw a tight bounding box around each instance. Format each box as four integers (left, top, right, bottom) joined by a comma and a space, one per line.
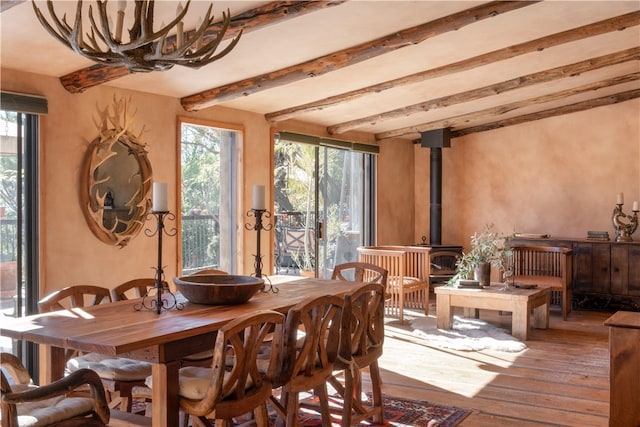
2, 1, 639, 141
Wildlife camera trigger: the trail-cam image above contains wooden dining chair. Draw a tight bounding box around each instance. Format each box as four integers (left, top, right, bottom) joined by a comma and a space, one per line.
38, 284, 111, 312
110, 278, 156, 301
113, 277, 210, 379
38, 284, 152, 413
328, 282, 386, 426
331, 262, 388, 288
191, 269, 228, 275
181, 272, 229, 367
1, 352, 110, 427
269, 294, 345, 427
37, 285, 112, 362
143, 310, 285, 427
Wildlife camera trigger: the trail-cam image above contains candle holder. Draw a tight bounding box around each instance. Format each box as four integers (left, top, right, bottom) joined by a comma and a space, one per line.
245, 209, 278, 293
135, 211, 184, 314
612, 203, 639, 242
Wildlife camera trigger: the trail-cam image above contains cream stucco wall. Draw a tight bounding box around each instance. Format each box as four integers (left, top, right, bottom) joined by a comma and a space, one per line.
414, 99, 640, 251
2, 67, 638, 298
376, 138, 416, 245
2, 68, 273, 296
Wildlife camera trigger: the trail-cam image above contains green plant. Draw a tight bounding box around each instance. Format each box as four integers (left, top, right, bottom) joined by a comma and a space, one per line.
290, 246, 314, 271
448, 224, 511, 285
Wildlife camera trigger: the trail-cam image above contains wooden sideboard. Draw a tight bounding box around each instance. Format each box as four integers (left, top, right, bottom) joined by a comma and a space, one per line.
604, 311, 640, 426
509, 236, 640, 309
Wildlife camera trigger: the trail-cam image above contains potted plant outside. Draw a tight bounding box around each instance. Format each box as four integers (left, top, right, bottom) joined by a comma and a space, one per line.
290, 247, 315, 277
448, 224, 511, 287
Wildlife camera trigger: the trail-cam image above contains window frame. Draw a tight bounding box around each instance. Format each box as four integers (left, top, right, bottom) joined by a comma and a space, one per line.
176, 116, 244, 275
0, 107, 41, 379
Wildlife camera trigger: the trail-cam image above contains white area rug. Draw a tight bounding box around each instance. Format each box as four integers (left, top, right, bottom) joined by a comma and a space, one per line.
410, 315, 527, 352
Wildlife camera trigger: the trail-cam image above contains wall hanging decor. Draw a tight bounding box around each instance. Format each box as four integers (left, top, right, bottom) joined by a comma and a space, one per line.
80, 96, 152, 247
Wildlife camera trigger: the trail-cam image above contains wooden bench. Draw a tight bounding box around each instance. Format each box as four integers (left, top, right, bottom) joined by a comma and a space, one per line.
509, 244, 572, 320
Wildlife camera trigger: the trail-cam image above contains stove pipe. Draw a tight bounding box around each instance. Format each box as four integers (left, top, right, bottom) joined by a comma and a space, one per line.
420, 128, 451, 246
430, 148, 442, 245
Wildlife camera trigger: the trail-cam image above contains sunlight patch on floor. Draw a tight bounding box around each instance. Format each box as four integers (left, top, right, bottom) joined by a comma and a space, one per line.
380, 331, 503, 398
379, 309, 534, 398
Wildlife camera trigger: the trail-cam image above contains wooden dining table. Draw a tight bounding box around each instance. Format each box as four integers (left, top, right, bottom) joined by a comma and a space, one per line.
0, 276, 363, 427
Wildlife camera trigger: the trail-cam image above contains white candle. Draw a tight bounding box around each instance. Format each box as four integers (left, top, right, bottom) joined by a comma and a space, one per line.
153, 182, 168, 212
617, 192, 624, 205
115, 0, 126, 42
633, 201, 639, 212
176, 3, 184, 48
252, 185, 266, 210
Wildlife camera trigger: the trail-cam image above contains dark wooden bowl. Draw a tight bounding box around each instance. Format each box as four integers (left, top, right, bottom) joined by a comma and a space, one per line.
173, 274, 264, 305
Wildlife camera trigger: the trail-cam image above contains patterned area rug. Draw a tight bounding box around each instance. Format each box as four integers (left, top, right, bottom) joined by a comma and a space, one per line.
269, 393, 470, 426
132, 393, 470, 426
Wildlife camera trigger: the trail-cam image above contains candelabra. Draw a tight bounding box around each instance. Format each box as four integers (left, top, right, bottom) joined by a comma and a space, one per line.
135, 211, 184, 314
245, 209, 278, 293
612, 203, 639, 242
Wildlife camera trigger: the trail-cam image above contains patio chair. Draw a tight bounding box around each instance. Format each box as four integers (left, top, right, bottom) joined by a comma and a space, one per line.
1, 352, 110, 427
38, 285, 152, 413
282, 227, 316, 273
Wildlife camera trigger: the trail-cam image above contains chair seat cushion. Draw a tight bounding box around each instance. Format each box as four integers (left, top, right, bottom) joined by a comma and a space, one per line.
388, 276, 423, 290
145, 364, 267, 400
67, 353, 152, 381
514, 275, 562, 289
3, 384, 95, 427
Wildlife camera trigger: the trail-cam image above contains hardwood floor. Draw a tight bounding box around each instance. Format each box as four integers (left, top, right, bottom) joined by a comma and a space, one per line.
372, 304, 612, 426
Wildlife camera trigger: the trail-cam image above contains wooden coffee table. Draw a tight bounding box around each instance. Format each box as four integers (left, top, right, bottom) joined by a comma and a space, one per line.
434, 284, 551, 340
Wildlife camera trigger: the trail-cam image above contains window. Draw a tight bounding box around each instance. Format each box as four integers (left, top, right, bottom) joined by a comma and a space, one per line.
179, 119, 240, 274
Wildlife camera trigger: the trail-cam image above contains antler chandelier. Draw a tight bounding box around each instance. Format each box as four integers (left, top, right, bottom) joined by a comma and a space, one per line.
32, 0, 242, 73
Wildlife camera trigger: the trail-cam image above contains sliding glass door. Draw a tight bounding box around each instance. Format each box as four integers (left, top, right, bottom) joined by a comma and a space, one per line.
274, 133, 376, 278
0, 107, 40, 377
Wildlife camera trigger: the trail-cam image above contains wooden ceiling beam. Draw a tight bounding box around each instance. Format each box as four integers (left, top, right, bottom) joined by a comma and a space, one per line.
181, 1, 537, 111
375, 74, 640, 140
59, 1, 347, 93
328, 47, 640, 135
266, 11, 640, 124
451, 89, 640, 138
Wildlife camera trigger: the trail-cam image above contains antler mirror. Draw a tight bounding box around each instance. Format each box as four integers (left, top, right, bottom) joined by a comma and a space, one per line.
80, 97, 152, 247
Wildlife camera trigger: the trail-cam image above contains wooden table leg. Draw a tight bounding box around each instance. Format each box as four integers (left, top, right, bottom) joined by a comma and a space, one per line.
436, 293, 452, 329
40, 345, 66, 385
151, 360, 180, 427
532, 290, 550, 330
511, 300, 529, 341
